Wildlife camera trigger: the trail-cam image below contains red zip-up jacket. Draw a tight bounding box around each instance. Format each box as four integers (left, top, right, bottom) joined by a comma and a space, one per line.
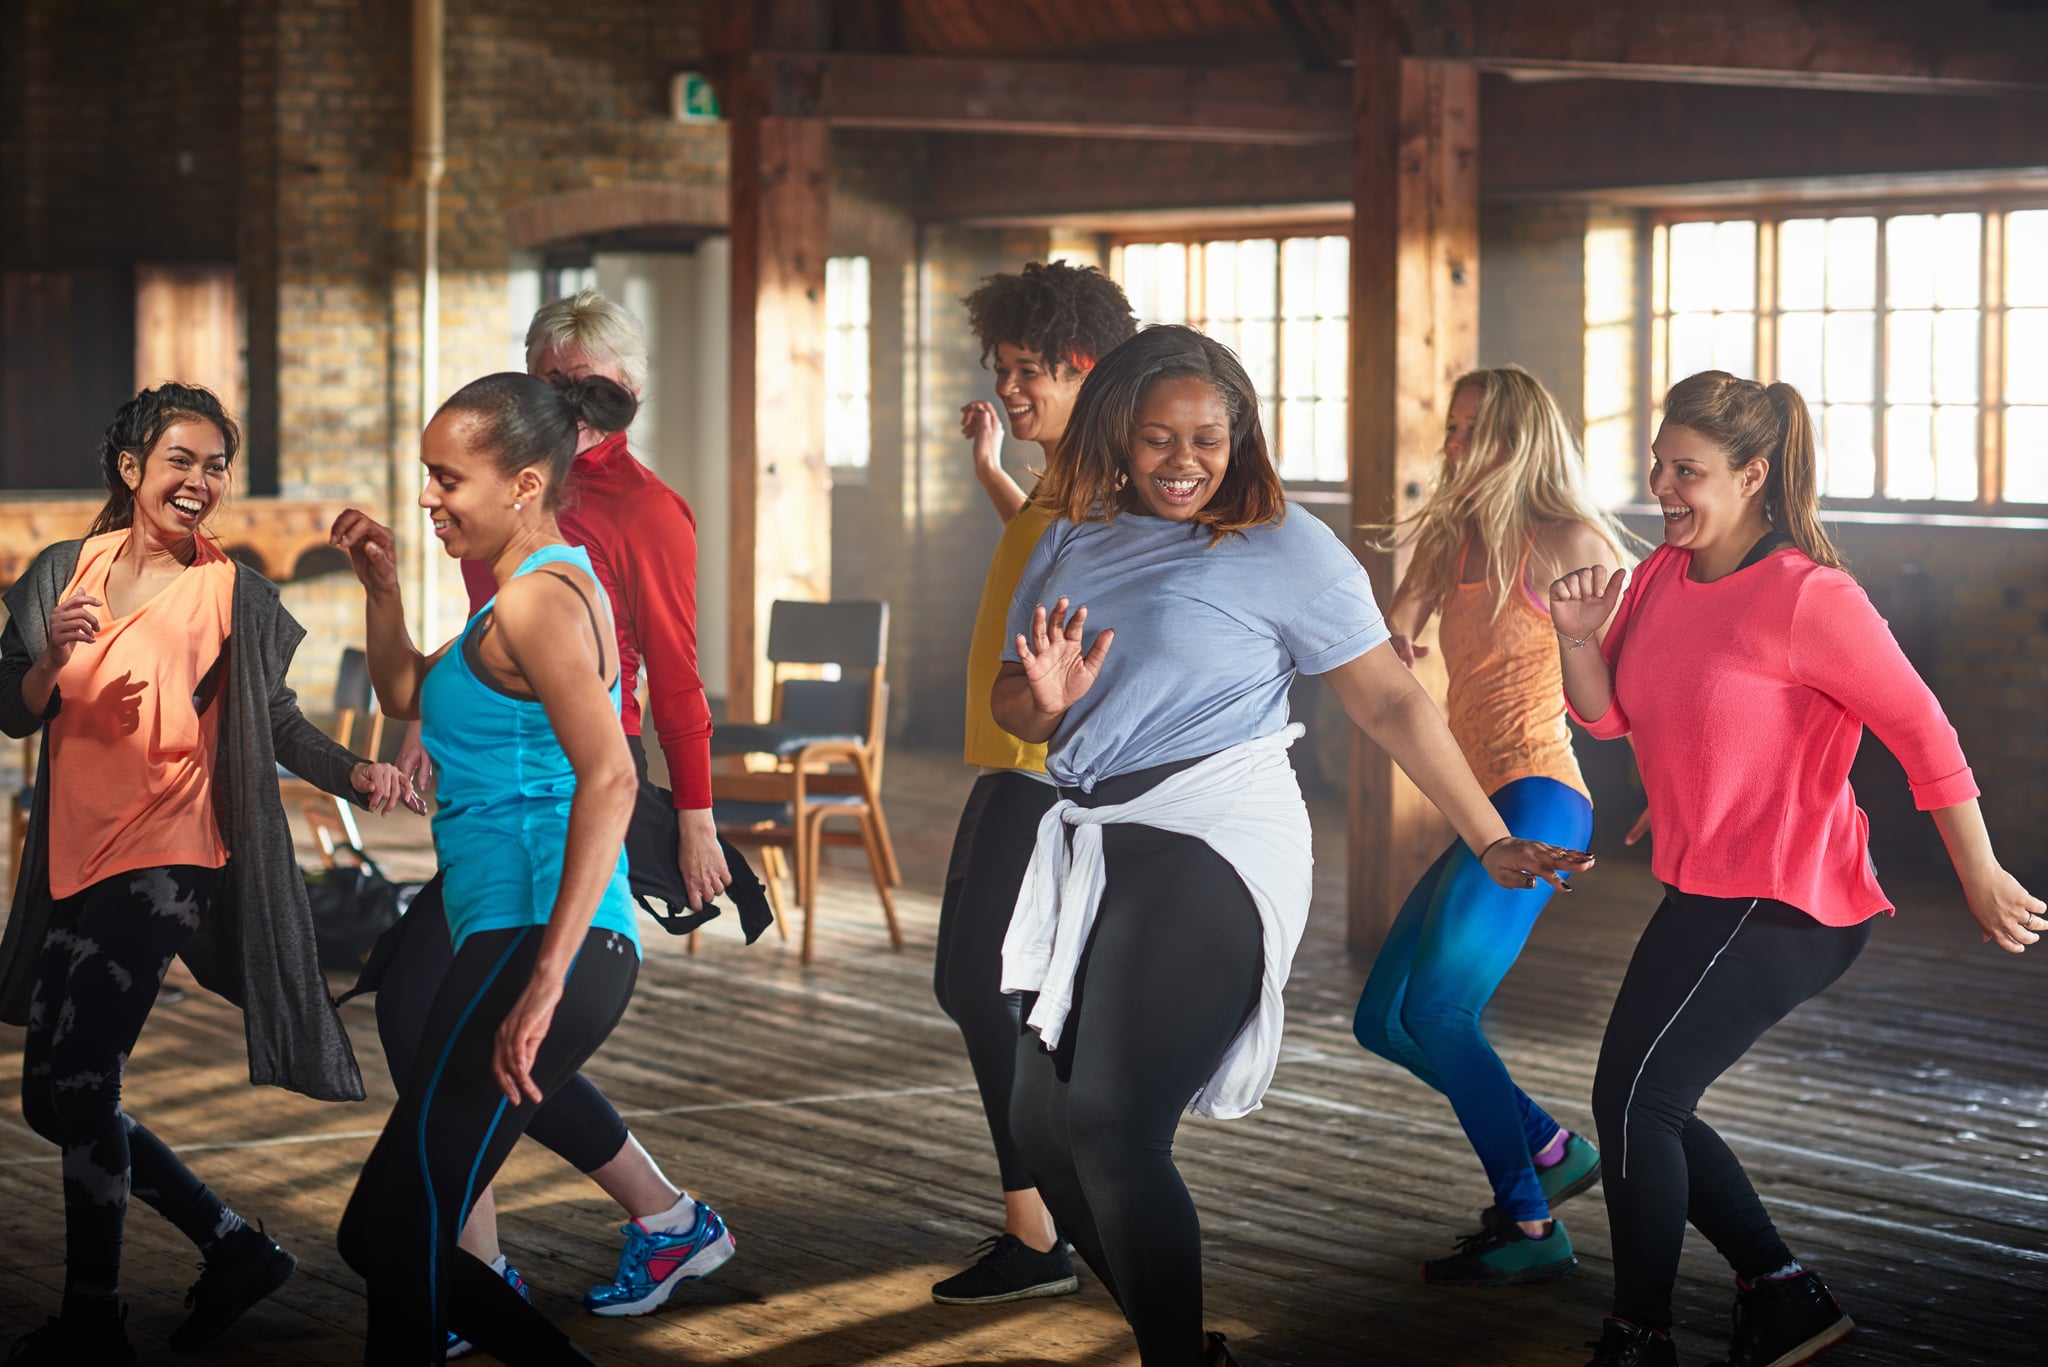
463, 431, 714, 809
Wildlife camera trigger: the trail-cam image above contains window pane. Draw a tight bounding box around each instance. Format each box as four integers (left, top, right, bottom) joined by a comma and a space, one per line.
1121, 245, 1155, 319
1205, 240, 1238, 321
1154, 242, 1187, 322
1713, 311, 1755, 377
1280, 397, 1314, 473
1886, 215, 1936, 308
1585, 415, 1639, 508
847, 256, 870, 324
1714, 221, 1757, 310
1885, 405, 1934, 500
1823, 312, 1875, 403
1314, 398, 1348, 483
1317, 236, 1349, 314
1825, 217, 1877, 309
1669, 313, 1715, 384
1668, 222, 1718, 312
1936, 213, 1982, 308
1778, 312, 1823, 396
2007, 211, 2048, 306
2007, 308, 2048, 403
1237, 318, 1278, 394
1282, 319, 1315, 397
1936, 405, 1979, 502
1318, 317, 1348, 398
1207, 317, 1239, 356
1821, 403, 1875, 498
1887, 311, 1933, 404
2006, 406, 2048, 502
1934, 309, 1979, 405
1238, 238, 1278, 321
1281, 237, 1320, 319
1779, 219, 1826, 309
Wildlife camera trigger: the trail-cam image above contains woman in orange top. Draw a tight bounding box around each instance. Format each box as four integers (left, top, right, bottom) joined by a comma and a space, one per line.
1351, 367, 1633, 1287
0, 384, 415, 1367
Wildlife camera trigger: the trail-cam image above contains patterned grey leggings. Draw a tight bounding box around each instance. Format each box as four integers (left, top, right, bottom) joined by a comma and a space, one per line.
20, 864, 248, 1311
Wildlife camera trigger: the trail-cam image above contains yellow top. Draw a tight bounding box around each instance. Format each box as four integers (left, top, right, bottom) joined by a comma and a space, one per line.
1437, 538, 1590, 801
962, 503, 1053, 772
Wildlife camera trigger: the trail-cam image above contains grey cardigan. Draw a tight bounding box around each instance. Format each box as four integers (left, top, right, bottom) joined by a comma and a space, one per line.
0, 539, 369, 1102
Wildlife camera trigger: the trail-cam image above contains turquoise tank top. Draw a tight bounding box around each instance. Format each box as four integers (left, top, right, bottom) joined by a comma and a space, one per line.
420, 544, 639, 954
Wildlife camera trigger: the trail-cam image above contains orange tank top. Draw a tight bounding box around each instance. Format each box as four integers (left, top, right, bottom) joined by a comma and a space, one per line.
46, 531, 236, 899
1437, 537, 1589, 801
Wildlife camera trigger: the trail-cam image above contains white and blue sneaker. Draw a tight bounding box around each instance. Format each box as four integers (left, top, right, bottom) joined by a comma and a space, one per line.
583, 1202, 736, 1317
448, 1261, 528, 1359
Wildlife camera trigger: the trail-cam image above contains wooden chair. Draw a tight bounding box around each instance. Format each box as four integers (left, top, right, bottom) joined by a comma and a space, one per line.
280, 646, 383, 857
711, 601, 899, 964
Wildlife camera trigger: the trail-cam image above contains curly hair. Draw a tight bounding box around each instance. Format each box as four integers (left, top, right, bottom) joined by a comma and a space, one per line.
88, 383, 240, 537
962, 260, 1137, 375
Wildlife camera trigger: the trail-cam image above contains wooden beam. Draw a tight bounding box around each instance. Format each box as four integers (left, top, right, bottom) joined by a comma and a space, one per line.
727, 74, 832, 723
1399, 0, 2048, 93
751, 51, 1353, 143
1347, 5, 1475, 954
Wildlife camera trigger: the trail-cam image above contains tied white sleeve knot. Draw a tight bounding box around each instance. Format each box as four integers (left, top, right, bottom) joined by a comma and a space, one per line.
1000, 725, 1314, 1120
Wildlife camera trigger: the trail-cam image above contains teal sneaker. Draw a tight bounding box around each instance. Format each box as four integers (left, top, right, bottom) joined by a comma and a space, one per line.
584, 1202, 736, 1317
1424, 1208, 1578, 1287
1540, 1133, 1602, 1208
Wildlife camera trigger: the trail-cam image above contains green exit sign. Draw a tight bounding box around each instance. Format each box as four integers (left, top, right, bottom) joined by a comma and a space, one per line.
671, 71, 723, 123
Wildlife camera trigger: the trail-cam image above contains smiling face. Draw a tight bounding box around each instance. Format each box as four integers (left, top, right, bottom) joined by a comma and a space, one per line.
992, 342, 1087, 450
125, 418, 231, 542
1443, 383, 1484, 470
419, 411, 539, 561
1649, 421, 1770, 554
1124, 376, 1233, 521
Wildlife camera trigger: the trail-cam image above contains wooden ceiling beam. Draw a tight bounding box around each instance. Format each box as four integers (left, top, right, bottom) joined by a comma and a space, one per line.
1396, 0, 2048, 94
750, 50, 1352, 143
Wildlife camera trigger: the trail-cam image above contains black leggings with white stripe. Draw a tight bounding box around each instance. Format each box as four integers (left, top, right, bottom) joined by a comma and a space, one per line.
1591, 889, 1869, 1330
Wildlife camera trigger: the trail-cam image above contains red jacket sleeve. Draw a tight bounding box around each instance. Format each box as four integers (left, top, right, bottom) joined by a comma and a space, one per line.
619, 494, 715, 809
1788, 570, 1978, 811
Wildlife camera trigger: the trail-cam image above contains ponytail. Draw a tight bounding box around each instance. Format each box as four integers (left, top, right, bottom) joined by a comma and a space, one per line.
1663, 370, 1844, 570
87, 383, 240, 538
436, 371, 638, 512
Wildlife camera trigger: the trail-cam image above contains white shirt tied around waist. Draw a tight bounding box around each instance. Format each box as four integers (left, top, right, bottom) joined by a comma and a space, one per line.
1000, 725, 1313, 1121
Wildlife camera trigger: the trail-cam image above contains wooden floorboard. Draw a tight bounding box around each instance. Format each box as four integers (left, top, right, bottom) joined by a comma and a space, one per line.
2, 748, 2044, 1365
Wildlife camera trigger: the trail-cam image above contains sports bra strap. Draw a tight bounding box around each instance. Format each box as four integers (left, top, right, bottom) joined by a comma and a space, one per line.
463, 565, 615, 700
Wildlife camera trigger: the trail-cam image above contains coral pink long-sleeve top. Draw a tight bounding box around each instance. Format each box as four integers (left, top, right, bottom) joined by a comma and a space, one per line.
1568, 543, 1978, 926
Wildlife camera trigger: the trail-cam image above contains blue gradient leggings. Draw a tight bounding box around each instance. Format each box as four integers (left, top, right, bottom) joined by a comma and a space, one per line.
1352, 776, 1593, 1223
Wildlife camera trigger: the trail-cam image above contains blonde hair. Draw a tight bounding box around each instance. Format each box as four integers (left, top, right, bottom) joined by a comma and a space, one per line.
524, 289, 649, 395
1383, 365, 1636, 621
1661, 370, 1844, 570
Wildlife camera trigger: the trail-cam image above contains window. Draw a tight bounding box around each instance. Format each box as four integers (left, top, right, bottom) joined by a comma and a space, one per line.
1648, 205, 2047, 507
1113, 234, 1350, 483
824, 255, 871, 469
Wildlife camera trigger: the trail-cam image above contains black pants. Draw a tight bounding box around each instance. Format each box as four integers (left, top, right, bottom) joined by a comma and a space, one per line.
1592, 889, 1870, 1329
1010, 820, 1262, 1367
933, 770, 1058, 1193
376, 878, 628, 1173
20, 865, 245, 1310
339, 923, 638, 1365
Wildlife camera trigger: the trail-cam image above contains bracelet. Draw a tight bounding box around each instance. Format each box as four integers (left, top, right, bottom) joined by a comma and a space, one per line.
1479, 835, 1516, 863
1556, 625, 1597, 650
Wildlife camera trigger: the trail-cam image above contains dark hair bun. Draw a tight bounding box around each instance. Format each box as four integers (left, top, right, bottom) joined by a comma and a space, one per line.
551, 372, 639, 436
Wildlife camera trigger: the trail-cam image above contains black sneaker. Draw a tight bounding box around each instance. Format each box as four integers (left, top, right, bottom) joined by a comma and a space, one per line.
168, 1226, 298, 1349
930, 1233, 1079, 1305
4, 1304, 135, 1366
1205, 1331, 1241, 1365
1711, 1269, 1855, 1367
1584, 1317, 1677, 1367
1424, 1207, 1578, 1287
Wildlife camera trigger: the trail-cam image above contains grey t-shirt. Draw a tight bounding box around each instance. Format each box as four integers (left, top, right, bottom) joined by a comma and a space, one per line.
1002, 505, 1389, 790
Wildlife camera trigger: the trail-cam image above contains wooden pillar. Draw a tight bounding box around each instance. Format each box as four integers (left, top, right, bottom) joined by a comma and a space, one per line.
1347, 2, 1479, 953
726, 74, 832, 723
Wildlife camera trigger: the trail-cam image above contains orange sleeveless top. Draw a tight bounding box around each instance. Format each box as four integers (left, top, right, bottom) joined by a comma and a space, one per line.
1437, 538, 1589, 801
46, 531, 236, 898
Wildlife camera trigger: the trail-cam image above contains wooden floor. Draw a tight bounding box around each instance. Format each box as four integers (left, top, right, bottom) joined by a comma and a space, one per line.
1, 750, 2044, 1366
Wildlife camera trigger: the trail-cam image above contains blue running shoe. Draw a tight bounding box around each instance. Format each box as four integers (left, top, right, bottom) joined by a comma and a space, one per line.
448, 1262, 528, 1360
584, 1203, 736, 1317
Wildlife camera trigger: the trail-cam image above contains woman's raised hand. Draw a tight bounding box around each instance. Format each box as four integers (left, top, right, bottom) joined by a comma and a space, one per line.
1549, 564, 1628, 645
1015, 597, 1113, 719
39, 592, 103, 671
1963, 866, 2046, 955
1478, 837, 1596, 893
961, 400, 1003, 470
329, 510, 400, 596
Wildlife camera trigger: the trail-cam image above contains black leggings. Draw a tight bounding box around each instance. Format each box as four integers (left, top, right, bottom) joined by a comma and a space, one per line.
339, 923, 637, 1365
20, 865, 247, 1310
933, 770, 1057, 1193
376, 877, 629, 1173
1591, 890, 1870, 1330
1010, 822, 1262, 1367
